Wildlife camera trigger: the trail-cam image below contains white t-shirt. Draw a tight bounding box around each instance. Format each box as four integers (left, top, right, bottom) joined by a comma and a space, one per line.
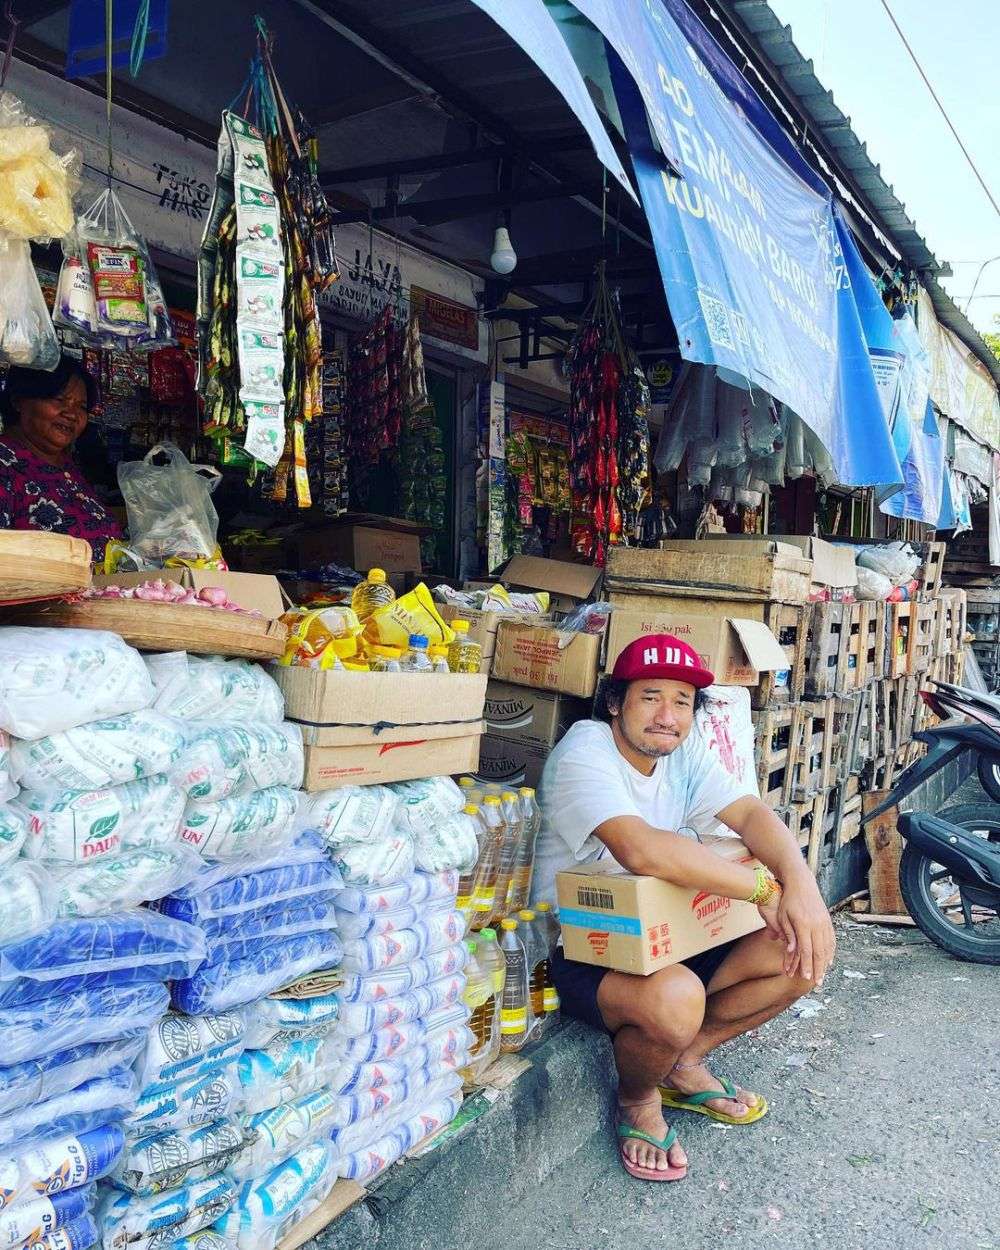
529, 718, 749, 907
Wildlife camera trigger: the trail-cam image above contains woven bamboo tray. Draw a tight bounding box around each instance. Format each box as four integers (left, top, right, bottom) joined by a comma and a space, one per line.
0, 530, 92, 603
9, 597, 288, 660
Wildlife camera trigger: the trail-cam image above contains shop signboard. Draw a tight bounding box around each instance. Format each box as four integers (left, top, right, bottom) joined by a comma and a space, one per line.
410, 286, 479, 351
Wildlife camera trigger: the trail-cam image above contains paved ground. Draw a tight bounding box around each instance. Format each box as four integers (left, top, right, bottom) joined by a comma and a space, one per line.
515, 915, 1000, 1250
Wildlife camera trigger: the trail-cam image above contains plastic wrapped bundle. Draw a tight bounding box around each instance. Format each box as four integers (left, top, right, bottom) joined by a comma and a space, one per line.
0, 861, 54, 944
1, 982, 169, 1066
0, 912, 206, 1009
295, 785, 398, 846
335, 974, 465, 1038
10, 711, 186, 794
179, 786, 300, 861
98, 1170, 238, 1250
336, 942, 468, 1004
332, 1069, 462, 1158
13, 1211, 98, 1250
133, 1011, 247, 1094
339, 910, 464, 975
0, 803, 27, 867
242, 994, 340, 1051
0, 630, 154, 740
330, 835, 415, 888
0, 1183, 95, 1248
145, 653, 284, 725
49, 846, 204, 919
202, 899, 338, 967
212, 1141, 337, 1250
109, 1120, 250, 1196
333, 1002, 471, 1067
338, 1088, 463, 1182
16, 774, 186, 864
232, 1090, 340, 1182
0, 1123, 125, 1210
336, 870, 458, 918
127, 1063, 243, 1140
171, 723, 304, 800
411, 807, 479, 874
0, 1067, 137, 1150
390, 777, 464, 836
236, 1036, 340, 1118
0, 1034, 145, 1118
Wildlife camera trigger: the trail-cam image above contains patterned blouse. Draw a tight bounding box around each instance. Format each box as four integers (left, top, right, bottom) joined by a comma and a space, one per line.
0, 437, 123, 561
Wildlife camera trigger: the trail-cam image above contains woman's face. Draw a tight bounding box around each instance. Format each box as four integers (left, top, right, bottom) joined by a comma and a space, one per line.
16, 375, 89, 458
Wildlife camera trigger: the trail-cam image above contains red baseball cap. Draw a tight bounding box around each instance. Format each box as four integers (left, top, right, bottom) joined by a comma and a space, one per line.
611, 633, 715, 688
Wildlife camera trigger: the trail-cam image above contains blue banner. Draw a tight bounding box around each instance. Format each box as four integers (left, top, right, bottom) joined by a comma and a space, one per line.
881, 401, 946, 525
574, 0, 901, 488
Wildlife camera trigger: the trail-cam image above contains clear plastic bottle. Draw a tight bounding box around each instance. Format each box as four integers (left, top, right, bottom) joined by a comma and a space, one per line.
471, 796, 505, 931
477, 926, 507, 997
399, 633, 433, 673
529, 903, 561, 1024
447, 621, 483, 674
498, 918, 531, 1053
518, 909, 547, 1037
455, 804, 486, 932
460, 940, 500, 1084
491, 790, 523, 925
351, 568, 396, 619
429, 645, 451, 674
508, 787, 542, 912
368, 644, 403, 672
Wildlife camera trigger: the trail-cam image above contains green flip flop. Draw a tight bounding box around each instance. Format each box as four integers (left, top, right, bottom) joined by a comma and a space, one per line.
616, 1121, 687, 1181
659, 1076, 768, 1125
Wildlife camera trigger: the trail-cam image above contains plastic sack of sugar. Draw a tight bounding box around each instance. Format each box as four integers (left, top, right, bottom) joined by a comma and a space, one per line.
202, 900, 338, 967
51, 845, 204, 919
179, 786, 300, 861
170, 929, 343, 1016
110, 1119, 249, 1196
335, 974, 465, 1038
0, 1183, 94, 1250
241, 994, 339, 1050
232, 1090, 339, 1183
10, 710, 185, 794
213, 1141, 337, 1250
0, 803, 27, 867
336, 897, 449, 943
0, 629, 153, 740
133, 1011, 246, 1093
0, 982, 168, 1067
16, 773, 185, 864
236, 1036, 338, 1117
336, 869, 457, 916
0, 860, 54, 944
331, 835, 414, 888
17, 1211, 98, 1250
127, 1063, 242, 1139
0, 733, 13, 805
295, 785, 397, 847
0, 912, 206, 1009
98, 1171, 238, 1250
171, 722, 303, 801
336, 943, 468, 1003
389, 777, 464, 837
0, 1033, 144, 1118
0, 1067, 136, 1151
145, 653, 284, 725
0, 1123, 124, 1211
339, 910, 464, 975
412, 808, 479, 874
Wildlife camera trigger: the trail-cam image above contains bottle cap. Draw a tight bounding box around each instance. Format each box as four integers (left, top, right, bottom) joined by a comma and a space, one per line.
458, 776, 475, 788
367, 568, 387, 583
408, 634, 429, 647
500, 918, 518, 931
501, 790, 518, 802
452, 620, 470, 634
428, 644, 449, 658
465, 938, 478, 954
519, 787, 536, 797
483, 795, 501, 806
462, 803, 480, 815
518, 909, 536, 921
535, 902, 552, 914
480, 927, 497, 941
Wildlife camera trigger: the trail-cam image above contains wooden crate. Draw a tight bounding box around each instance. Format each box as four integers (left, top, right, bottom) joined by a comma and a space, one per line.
803, 778, 863, 873
804, 602, 859, 696
854, 682, 880, 768
605, 542, 812, 603
791, 701, 830, 801
964, 588, 1000, 642
859, 600, 888, 685
919, 541, 946, 599
889, 603, 912, 678
937, 587, 967, 655
907, 600, 936, 673
752, 704, 803, 807
825, 693, 864, 786
753, 603, 808, 708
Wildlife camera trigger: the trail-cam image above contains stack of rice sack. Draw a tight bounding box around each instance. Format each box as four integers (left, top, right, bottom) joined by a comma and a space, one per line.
295, 776, 479, 1183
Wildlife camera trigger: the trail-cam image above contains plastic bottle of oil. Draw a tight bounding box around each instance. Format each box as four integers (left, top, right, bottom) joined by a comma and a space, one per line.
477, 926, 506, 998
492, 790, 523, 924
455, 804, 486, 932
367, 643, 403, 672
351, 568, 396, 620
460, 939, 501, 1084
498, 918, 531, 1053
447, 620, 483, 674
508, 787, 541, 912
428, 644, 451, 674
470, 796, 505, 931
528, 904, 561, 1026
517, 909, 547, 1039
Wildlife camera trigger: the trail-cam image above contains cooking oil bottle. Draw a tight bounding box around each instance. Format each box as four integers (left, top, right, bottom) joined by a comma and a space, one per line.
350, 568, 396, 619
470, 796, 505, 930
529, 903, 561, 1026
517, 909, 547, 1040
447, 620, 482, 674
498, 918, 531, 1053
460, 939, 501, 1084
368, 644, 403, 672
492, 790, 523, 924
428, 644, 451, 673
508, 787, 541, 912
455, 804, 486, 932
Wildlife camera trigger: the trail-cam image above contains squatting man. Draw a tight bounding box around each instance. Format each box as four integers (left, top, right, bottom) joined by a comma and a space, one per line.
529, 634, 835, 1181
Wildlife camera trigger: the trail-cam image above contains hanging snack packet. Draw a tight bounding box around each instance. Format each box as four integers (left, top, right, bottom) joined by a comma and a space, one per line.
85, 240, 149, 336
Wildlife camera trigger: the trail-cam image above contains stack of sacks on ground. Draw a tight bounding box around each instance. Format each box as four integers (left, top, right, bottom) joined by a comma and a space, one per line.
294, 776, 479, 1183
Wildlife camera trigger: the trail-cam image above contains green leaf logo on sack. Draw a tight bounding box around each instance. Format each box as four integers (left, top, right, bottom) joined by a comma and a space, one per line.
83, 812, 121, 858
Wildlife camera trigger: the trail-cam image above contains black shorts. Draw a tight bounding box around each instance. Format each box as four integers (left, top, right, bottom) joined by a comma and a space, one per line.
550, 939, 741, 1036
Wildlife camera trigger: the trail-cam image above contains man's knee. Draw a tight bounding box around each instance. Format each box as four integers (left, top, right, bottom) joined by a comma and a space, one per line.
636, 966, 705, 1048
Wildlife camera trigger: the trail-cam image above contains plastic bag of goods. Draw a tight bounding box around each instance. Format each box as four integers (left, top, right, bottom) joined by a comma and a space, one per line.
1, 981, 168, 1067
340, 910, 464, 975
145, 652, 284, 724
128, 1063, 243, 1139
0, 860, 54, 943
390, 777, 464, 835
336, 869, 457, 918
856, 541, 921, 587
295, 785, 398, 846
109, 1120, 250, 1196
10, 711, 186, 795
0, 1122, 126, 1210
0, 1066, 137, 1151
237, 1036, 338, 1117
411, 808, 479, 874
856, 565, 893, 601
202, 898, 338, 968
336, 974, 466, 1038
0, 1182, 95, 1249
339, 1091, 463, 1182
331, 835, 415, 888
0, 630, 154, 740
171, 723, 303, 800
118, 443, 221, 565
98, 1171, 238, 1250
241, 993, 340, 1050
50, 845, 204, 919
0, 732, 15, 805
133, 1010, 247, 1093
232, 1090, 340, 1182
16, 773, 186, 864
0, 234, 60, 370
0, 912, 206, 1009
179, 786, 300, 861
337, 941, 469, 1004
213, 1141, 338, 1250
0, 1033, 144, 1118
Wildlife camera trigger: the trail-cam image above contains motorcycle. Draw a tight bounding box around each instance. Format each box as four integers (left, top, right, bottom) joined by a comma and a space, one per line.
864, 680, 1000, 965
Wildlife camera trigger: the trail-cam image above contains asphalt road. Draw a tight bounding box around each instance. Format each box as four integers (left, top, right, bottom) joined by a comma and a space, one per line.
515, 916, 1000, 1250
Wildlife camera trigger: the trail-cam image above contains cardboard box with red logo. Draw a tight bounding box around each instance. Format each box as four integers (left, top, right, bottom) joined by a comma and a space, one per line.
555, 837, 765, 974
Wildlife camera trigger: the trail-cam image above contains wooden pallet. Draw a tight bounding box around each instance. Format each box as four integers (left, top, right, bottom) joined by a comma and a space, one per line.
804, 602, 860, 696
888, 603, 912, 678
752, 704, 803, 807
753, 603, 809, 708
854, 682, 879, 767
859, 600, 888, 686
964, 587, 1000, 642
825, 693, 865, 786
919, 541, 946, 600
791, 701, 831, 801
802, 778, 864, 873
907, 600, 936, 673
936, 587, 967, 655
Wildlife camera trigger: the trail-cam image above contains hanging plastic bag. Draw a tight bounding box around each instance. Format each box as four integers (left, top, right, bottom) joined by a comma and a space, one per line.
0, 234, 60, 370
118, 443, 221, 564
0, 92, 78, 241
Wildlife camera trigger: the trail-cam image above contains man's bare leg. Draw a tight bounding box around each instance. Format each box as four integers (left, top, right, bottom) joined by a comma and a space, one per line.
668, 928, 816, 1117
596, 964, 706, 1174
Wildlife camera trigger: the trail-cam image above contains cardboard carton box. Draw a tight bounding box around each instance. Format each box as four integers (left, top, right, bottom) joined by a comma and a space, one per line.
765, 535, 857, 596
606, 541, 811, 604
271, 666, 487, 791
498, 555, 603, 615
292, 522, 422, 573
484, 680, 590, 748
491, 621, 601, 698
604, 610, 788, 687
92, 569, 286, 619
472, 733, 550, 789
556, 837, 764, 974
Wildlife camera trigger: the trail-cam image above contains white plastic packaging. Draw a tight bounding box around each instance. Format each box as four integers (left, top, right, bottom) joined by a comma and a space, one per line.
171, 722, 304, 800
331, 835, 415, 888
336, 869, 458, 916
241, 994, 340, 1050
145, 653, 284, 724
0, 860, 53, 942
110, 1119, 249, 1196
51, 845, 204, 918
0, 629, 153, 739
335, 974, 466, 1038
339, 910, 464, 975
336, 943, 469, 1003
98, 1171, 238, 1250
296, 785, 398, 846
179, 786, 300, 860
390, 777, 464, 836
127, 1062, 243, 1139
213, 1141, 337, 1250
233, 1089, 340, 1182
133, 1010, 247, 1093
237, 1036, 338, 1117
411, 808, 479, 873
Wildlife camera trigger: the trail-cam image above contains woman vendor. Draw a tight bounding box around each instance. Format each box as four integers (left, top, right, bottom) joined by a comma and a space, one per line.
0, 355, 122, 560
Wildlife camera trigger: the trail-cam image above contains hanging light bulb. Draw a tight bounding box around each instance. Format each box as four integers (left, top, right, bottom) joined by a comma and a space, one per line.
490, 224, 517, 275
